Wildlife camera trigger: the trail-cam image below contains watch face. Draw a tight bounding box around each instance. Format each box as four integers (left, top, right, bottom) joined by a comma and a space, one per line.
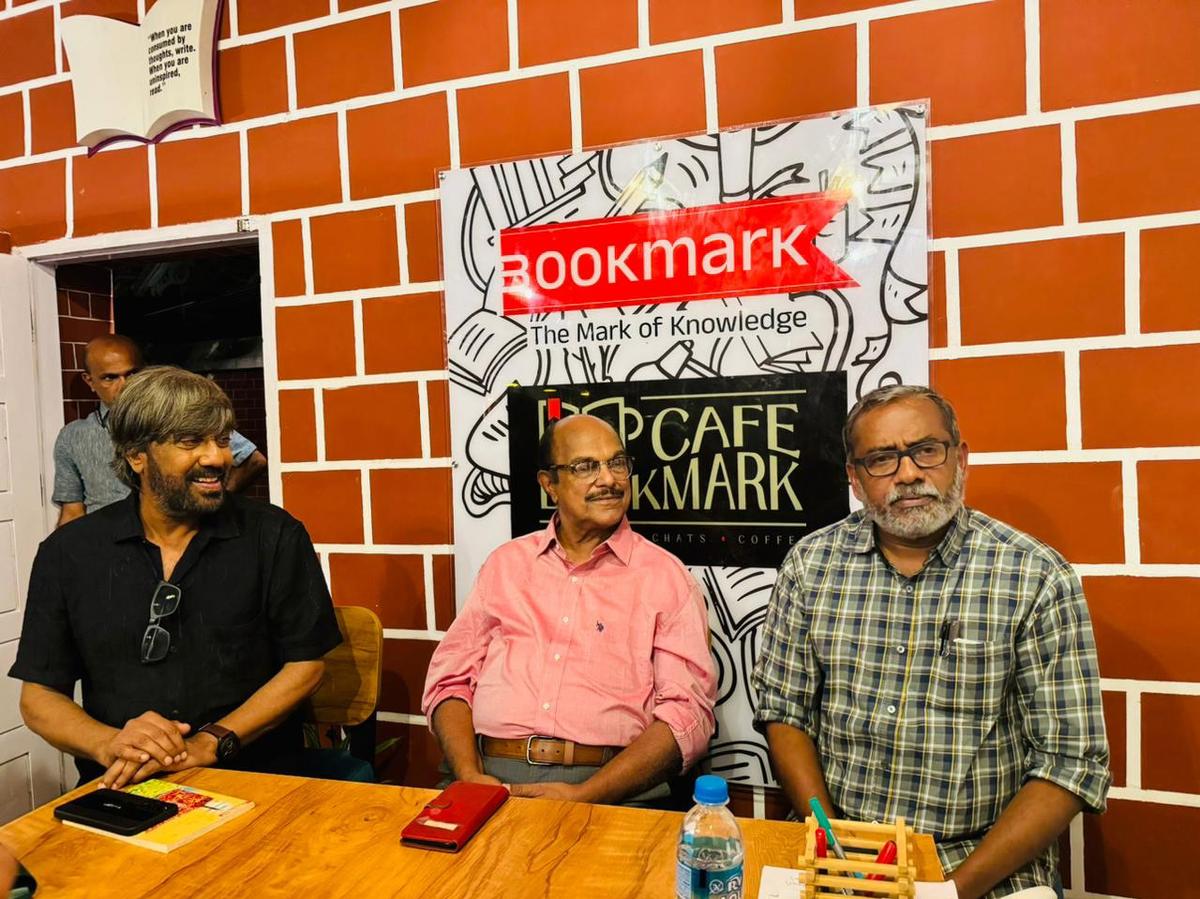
216, 733, 239, 761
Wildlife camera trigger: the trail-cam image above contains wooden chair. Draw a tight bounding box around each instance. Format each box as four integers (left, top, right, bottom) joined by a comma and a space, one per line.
305, 606, 384, 767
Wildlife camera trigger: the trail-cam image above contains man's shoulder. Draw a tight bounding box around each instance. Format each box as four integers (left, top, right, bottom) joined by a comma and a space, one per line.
43, 495, 129, 549
962, 507, 1071, 571
781, 511, 866, 567
622, 527, 694, 580
53, 416, 96, 449
225, 494, 308, 537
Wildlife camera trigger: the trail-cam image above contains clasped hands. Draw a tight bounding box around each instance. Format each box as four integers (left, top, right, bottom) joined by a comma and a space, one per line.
97, 712, 217, 789
459, 771, 585, 802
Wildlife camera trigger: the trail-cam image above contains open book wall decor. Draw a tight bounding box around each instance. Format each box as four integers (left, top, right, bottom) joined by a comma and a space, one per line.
798, 816, 916, 899
60, 0, 224, 153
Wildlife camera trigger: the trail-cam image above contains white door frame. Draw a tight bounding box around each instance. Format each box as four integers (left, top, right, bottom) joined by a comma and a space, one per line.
15, 216, 279, 511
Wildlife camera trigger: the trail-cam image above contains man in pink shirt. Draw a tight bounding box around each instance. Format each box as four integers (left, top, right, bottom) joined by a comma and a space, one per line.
421, 414, 717, 805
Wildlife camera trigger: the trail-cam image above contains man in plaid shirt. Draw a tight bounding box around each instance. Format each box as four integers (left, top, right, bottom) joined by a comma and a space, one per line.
752, 385, 1110, 899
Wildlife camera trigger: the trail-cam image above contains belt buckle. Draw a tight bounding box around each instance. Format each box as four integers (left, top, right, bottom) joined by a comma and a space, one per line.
525, 735, 555, 766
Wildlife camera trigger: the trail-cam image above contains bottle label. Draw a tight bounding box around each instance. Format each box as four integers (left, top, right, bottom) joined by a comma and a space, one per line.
675, 861, 744, 899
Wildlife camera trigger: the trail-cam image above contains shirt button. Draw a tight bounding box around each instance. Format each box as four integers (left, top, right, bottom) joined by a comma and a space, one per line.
897, 646, 906, 655
904, 585, 913, 593
542, 702, 550, 711
561, 616, 569, 624
886, 704, 897, 714
571, 576, 578, 584
553, 653, 561, 661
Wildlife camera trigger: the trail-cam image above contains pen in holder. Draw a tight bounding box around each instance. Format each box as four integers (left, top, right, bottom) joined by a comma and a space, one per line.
798, 816, 916, 898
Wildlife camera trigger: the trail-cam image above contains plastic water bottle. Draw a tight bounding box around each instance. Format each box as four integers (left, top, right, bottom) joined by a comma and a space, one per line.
675, 774, 745, 899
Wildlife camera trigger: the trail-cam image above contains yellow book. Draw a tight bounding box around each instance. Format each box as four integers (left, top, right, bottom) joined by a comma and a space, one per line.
60, 779, 254, 853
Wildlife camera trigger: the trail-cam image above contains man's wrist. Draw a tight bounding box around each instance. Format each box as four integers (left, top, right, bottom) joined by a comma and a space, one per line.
192, 732, 220, 766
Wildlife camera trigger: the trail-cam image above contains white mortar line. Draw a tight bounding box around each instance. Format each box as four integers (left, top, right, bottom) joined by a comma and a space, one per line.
506, 0, 518, 69
702, 45, 717, 133
1060, 122, 1078, 226
568, 67, 582, 153
943, 248, 961, 348
418, 378, 431, 458
313, 387, 326, 461
1126, 687, 1142, 789
1064, 348, 1081, 450
1121, 458, 1140, 566
422, 552, 436, 632
147, 144, 159, 229
1023, 0, 1040, 114
856, 20, 870, 108
637, 0, 649, 47
1123, 228, 1140, 335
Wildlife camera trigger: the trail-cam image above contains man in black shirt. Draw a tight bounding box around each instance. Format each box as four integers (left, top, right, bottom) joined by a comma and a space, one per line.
10, 366, 343, 787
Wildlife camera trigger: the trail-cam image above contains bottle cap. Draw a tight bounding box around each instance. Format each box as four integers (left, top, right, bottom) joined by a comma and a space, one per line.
693, 774, 729, 805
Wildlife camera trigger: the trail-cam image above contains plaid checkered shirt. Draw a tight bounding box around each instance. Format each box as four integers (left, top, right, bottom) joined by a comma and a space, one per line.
752, 507, 1111, 898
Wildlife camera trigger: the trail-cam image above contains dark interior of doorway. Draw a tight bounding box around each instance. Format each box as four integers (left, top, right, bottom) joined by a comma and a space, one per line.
55, 244, 269, 501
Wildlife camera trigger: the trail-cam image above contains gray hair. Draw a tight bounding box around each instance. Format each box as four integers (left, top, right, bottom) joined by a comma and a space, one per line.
842, 385, 960, 460
109, 366, 236, 488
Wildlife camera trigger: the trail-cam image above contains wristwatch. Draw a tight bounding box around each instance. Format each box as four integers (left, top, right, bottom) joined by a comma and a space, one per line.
197, 722, 241, 763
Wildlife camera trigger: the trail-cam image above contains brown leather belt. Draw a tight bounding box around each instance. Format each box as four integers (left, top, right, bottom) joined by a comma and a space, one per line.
479, 735, 620, 767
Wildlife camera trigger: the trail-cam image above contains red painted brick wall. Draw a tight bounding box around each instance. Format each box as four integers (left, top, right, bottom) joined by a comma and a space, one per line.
2, 3, 1198, 893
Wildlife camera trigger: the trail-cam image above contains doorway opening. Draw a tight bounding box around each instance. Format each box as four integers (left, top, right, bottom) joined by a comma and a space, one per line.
54, 242, 270, 502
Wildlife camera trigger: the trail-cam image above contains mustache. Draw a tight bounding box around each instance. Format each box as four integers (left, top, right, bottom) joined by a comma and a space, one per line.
187, 466, 227, 482
887, 483, 940, 504
587, 488, 624, 501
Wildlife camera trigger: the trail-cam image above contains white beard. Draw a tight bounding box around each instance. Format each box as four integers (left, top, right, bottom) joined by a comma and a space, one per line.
864, 464, 965, 540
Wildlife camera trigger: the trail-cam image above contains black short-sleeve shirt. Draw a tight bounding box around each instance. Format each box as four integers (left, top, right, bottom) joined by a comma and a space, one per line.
9, 492, 342, 781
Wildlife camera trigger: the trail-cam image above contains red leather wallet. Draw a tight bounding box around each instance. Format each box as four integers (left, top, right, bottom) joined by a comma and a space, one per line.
400, 782, 509, 852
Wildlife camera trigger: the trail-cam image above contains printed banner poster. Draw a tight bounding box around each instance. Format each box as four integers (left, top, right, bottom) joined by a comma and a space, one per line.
506, 373, 848, 567
441, 104, 930, 787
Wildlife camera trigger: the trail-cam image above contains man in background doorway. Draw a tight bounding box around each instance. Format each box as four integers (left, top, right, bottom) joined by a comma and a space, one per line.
53, 334, 268, 527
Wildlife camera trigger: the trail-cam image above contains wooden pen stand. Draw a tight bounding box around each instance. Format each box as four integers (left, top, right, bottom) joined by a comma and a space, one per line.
798, 816, 916, 898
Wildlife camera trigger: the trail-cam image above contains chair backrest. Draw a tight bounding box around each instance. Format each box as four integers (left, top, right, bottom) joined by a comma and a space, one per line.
306, 606, 383, 727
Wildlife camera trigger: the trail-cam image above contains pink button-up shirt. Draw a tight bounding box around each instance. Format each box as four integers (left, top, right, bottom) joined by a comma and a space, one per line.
421, 518, 717, 769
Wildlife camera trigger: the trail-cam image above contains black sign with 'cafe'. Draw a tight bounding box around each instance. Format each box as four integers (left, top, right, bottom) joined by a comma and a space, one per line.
506, 372, 849, 568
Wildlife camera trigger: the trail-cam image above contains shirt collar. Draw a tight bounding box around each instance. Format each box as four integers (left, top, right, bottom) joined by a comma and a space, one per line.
111, 492, 241, 543
534, 515, 633, 566
96, 403, 111, 427
843, 504, 971, 568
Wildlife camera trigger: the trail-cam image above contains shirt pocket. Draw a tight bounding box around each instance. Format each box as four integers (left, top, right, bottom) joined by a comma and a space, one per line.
927, 640, 1011, 721
581, 611, 654, 694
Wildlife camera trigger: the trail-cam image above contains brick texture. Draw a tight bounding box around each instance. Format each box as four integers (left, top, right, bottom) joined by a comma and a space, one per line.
0, 93, 23, 160
931, 353, 1066, 452
275, 302, 357, 380
329, 553, 426, 630
404, 202, 442, 284
650, 0, 781, 43
398, 0, 508, 86
1085, 576, 1200, 683
248, 116, 342, 214
310, 207, 401, 293
1102, 691, 1126, 788
1137, 460, 1200, 564
1141, 693, 1200, 794
1140, 223, 1200, 333
362, 294, 447, 374
957, 235, 1125, 344
323, 383, 423, 461
238, 0, 328, 35
277, 389, 317, 463
155, 133, 241, 226
346, 94, 451, 198
1080, 345, 1200, 448
1084, 799, 1200, 898
966, 462, 1123, 563
281, 470, 364, 544
581, 52, 706, 148
294, 14, 394, 108
931, 127, 1062, 238
927, 252, 947, 348
371, 468, 453, 545
0, 9, 55, 88
715, 29, 856, 130
28, 81, 77, 155
271, 219, 307, 298
871, 0, 1025, 126
1041, 0, 1200, 110
1077, 106, 1200, 222
72, 148, 150, 236
518, 0, 637, 66
379, 639, 438, 714
219, 39, 289, 124
458, 74, 572, 167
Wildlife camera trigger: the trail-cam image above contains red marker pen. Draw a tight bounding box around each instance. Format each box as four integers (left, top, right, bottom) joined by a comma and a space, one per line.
866, 840, 897, 881
815, 827, 827, 859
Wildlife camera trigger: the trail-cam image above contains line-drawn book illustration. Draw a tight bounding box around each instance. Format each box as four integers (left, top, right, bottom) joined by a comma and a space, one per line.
60, 0, 223, 153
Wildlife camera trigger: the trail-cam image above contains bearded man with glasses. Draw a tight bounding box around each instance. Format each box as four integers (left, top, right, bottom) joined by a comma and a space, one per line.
752, 385, 1110, 899
10, 367, 347, 788
422, 413, 716, 806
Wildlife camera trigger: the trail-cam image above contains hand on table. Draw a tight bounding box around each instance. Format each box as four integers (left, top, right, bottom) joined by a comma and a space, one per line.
508, 782, 585, 802
459, 772, 504, 787
122, 733, 221, 786
98, 713, 191, 789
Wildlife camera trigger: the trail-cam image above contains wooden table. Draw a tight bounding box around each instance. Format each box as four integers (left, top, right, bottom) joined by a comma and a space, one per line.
0, 770, 942, 897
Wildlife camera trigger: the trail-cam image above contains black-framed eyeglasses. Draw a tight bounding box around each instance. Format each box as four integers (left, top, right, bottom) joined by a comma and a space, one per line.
141, 581, 182, 664
852, 440, 959, 478
545, 454, 635, 481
